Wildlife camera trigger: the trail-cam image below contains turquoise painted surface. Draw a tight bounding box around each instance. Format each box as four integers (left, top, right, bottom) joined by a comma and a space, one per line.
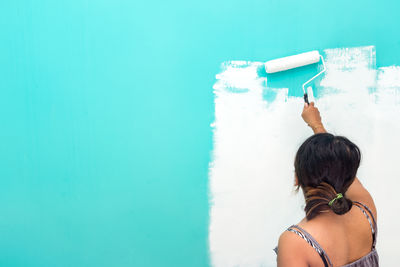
0, 0, 399, 266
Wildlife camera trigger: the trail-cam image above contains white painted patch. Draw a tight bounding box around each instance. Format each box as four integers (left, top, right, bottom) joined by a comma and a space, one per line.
209, 46, 400, 267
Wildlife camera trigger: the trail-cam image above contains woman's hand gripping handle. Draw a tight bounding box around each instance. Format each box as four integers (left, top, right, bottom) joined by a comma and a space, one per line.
301, 102, 327, 134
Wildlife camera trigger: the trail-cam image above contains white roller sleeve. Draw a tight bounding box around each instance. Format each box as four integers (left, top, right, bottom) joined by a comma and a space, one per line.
265, 50, 320, 73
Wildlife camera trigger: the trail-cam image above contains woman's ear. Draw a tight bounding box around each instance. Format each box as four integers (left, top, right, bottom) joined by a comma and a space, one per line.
294, 174, 299, 186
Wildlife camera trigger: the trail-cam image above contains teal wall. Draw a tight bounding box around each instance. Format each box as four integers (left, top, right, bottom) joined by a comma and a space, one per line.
0, 1, 399, 266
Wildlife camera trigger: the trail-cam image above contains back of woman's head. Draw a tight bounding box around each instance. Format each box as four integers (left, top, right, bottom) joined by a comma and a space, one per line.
294, 133, 361, 220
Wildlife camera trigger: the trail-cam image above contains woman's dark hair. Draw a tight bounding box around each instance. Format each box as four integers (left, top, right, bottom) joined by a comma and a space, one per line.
294, 133, 361, 220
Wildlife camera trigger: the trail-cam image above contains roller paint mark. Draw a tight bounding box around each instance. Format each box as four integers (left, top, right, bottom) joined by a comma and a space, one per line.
209, 46, 400, 267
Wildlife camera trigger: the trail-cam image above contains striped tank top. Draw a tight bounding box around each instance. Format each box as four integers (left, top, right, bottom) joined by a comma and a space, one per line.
274, 201, 379, 267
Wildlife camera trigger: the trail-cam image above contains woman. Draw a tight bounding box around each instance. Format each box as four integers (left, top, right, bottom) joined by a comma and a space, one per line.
275, 102, 379, 267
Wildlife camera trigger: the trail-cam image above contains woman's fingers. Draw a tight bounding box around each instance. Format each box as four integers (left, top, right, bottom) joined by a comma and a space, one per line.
303, 102, 315, 109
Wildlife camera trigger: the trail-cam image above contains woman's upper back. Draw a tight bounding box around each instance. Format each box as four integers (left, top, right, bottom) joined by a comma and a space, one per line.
276, 195, 378, 267
296, 201, 377, 266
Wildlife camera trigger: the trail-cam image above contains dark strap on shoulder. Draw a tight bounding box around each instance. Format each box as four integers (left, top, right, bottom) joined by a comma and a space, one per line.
353, 201, 377, 248
287, 225, 333, 267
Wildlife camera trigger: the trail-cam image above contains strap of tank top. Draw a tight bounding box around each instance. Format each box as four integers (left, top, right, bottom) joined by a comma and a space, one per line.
287, 225, 333, 267
352, 201, 377, 248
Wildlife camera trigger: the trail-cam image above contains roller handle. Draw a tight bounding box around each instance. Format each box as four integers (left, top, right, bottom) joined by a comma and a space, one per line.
303, 93, 309, 105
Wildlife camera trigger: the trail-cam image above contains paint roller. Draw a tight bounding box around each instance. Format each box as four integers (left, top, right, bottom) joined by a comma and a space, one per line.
265, 50, 326, 104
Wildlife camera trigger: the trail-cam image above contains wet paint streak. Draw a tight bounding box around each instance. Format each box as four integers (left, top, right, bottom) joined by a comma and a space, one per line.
209, 46, 400, 267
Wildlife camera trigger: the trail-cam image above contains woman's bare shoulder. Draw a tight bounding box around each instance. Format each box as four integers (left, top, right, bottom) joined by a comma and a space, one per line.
277, 230, 309, 267
346, 177, 377, 221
